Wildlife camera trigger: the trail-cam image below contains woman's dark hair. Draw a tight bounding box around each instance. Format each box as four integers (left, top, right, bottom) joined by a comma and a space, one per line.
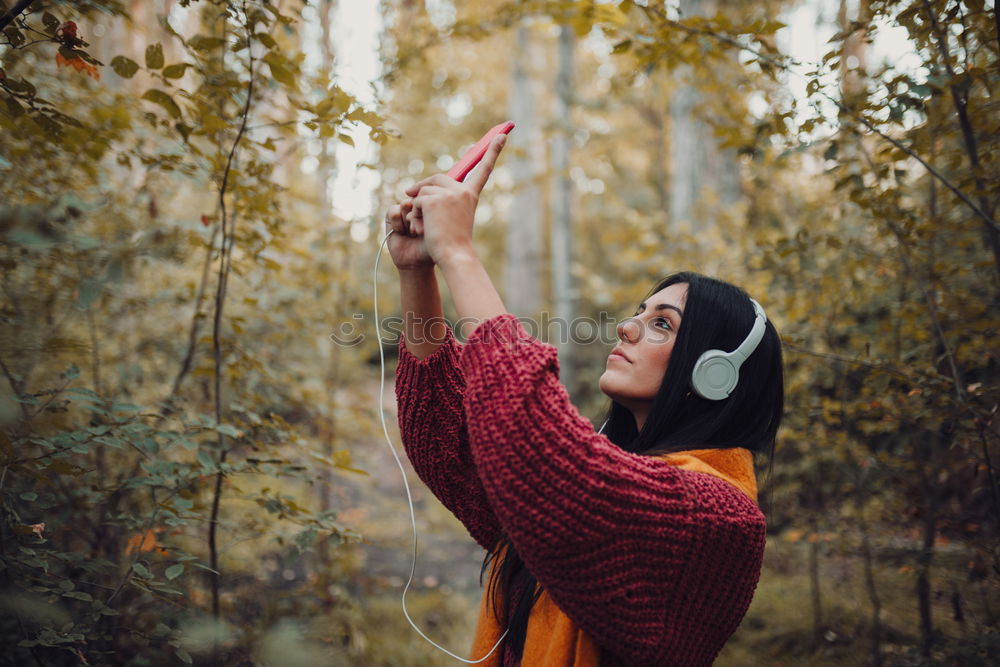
480, 271, 784, 661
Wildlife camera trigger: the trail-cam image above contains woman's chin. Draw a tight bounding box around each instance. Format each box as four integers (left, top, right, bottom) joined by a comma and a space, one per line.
598, 373, 620, 401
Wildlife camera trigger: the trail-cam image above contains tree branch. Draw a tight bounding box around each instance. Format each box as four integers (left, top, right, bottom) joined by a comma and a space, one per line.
106, 488, 159, 605
0, 0, 36, 32
208, 1, 255, 620
921, 0, 1000, 277
164, 224, 221, 409
637, 0, 1000, 237
844, 105, 998, 236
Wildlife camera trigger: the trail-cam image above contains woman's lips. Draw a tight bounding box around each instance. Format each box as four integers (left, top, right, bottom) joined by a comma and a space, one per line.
609, 348, 630, 363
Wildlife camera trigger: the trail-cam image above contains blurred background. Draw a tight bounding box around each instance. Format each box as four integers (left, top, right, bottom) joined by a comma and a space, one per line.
0, 0, 997, 664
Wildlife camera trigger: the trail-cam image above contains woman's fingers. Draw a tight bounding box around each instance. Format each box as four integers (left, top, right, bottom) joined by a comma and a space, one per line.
404, 204, 422, 233
388, 200, 422, 236
403, 132, 507, 201
404, 173, 454, 198
386, 203, 406, 235
464, 134, 507, 196
400, 200, 415, 235
411, 185, 446, 204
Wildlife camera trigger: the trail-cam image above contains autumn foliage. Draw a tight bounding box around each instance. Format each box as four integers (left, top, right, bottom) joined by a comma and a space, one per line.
1, 0, 998, 665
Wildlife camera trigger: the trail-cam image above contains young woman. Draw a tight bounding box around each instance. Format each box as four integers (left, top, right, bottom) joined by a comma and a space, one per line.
386, 134, 783, 666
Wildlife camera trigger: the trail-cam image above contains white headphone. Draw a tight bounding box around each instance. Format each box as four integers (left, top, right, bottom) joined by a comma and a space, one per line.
689, 298, 767, 400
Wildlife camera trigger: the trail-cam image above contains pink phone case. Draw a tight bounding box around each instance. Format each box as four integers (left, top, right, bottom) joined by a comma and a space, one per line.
447, 121, 515, 182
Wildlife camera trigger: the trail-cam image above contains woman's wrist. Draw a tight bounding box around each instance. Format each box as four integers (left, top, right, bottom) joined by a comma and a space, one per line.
435, 245, 479, 274
396, 263, 436, 278
436, 248, 507, 339
398, 265, 447, 360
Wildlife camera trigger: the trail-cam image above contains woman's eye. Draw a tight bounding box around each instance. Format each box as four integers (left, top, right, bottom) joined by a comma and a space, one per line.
654, 317, 672, 331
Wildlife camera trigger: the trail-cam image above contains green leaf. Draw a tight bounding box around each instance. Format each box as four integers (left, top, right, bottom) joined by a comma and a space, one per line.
42, 12, 60, 35
165, 563, 184, 580
75, 277, 104, 311
197, 449, 215, 469
263, 51, 296, 87
176, 648, 193, 664
162, 63, 189, 79
190, 562, 220, 574
19, 492, 37, 501
145, 43, 165, 69
267, 61, 295, 87
4, 27, 25, 47
142, 89, 182, 119
3, 96, 24, 118
4, 77, 35, 98
132, 562, 151, 579
62, 591, 93, 602
66, 387, 99, 397
294, 526, 318, 554
171, 496, 194, 512
758, 20, 786, 34
95, 436, 124, 449
216, 423, 239, 437
254, 32, 277, 49
611, 39, 631, 54
188, 35, 226, 52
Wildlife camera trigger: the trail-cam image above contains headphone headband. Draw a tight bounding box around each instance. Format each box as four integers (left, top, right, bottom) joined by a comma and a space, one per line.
729, 299, 766, 365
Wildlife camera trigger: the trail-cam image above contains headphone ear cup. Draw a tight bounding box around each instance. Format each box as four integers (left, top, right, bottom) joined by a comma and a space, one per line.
691, 350, 738, 400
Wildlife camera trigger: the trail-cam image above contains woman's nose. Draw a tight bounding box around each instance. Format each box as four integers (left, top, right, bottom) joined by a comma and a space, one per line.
617, 318, 641, 343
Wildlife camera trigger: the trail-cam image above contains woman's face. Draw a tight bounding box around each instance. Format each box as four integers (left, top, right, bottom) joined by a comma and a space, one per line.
599, 282, 687, 428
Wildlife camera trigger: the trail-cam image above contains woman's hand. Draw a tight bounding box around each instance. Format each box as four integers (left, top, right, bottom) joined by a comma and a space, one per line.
385, 199, 434, 272
404, 134, 507, 268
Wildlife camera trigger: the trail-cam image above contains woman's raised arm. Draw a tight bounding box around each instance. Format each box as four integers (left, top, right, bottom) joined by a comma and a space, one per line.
388, 217, 502, 551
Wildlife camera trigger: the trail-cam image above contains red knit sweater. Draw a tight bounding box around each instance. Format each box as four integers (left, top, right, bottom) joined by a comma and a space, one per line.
394, 314, 766, 666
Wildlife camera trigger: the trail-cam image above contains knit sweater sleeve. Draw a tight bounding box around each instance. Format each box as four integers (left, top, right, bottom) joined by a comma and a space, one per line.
394, 327, 503, 552
459, 314, 767, 666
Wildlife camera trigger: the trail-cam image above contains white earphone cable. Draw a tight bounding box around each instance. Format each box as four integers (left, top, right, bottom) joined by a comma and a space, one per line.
373, 229, 509, 663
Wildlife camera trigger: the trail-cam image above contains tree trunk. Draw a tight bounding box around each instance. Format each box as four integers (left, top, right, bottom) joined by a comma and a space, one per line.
550, 24, 575, 394
668, 0, 740, 232
316, 0, 339, 609
505, 23, 543, 318
858, 497, 883, 666
915, 459, 938, 658
809, 512, 823, 646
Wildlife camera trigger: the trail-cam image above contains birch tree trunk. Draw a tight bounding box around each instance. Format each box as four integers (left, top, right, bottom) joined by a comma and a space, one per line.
838, 0, 869, 177
505, 24, 543, 318
550, 24, 575, 394
668, 0, 740, 231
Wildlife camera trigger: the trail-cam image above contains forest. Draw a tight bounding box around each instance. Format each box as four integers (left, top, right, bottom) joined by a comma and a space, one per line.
0, 0, 997, 664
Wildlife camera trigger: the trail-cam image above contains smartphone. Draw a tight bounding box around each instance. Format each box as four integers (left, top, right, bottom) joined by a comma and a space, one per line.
447, 121, 515, 182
